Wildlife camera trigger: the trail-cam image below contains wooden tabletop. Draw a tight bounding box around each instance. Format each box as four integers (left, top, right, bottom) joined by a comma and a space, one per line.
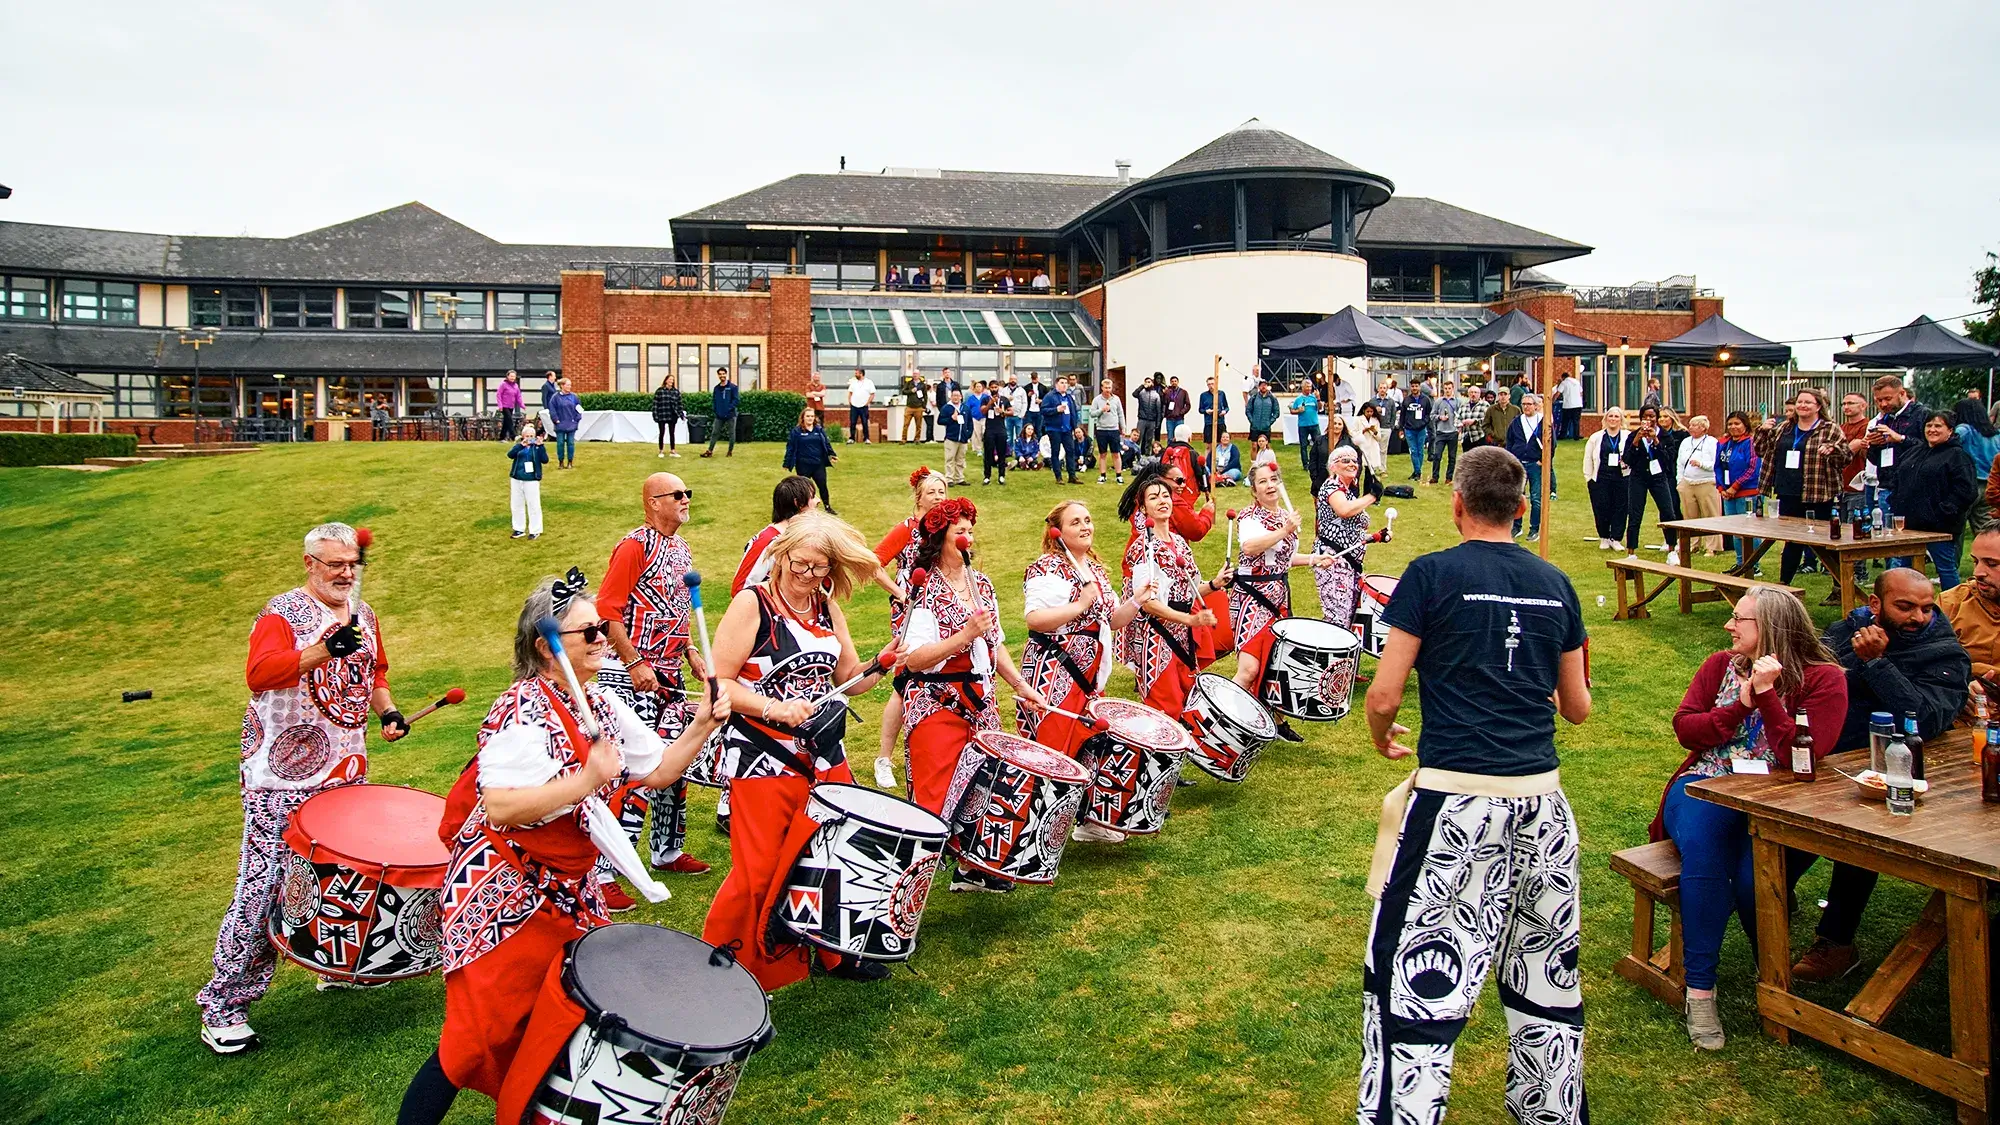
1689, 733, 2000, 881
1661, 514, 1951, 550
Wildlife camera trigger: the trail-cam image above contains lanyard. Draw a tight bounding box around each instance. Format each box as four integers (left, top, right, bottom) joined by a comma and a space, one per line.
1792, 419, 1818, 450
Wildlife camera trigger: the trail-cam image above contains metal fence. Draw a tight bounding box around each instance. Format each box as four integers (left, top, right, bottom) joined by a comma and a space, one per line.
567, 262, 802, 292
1568, 284, 1710, 311
1722, 372, 1886, 419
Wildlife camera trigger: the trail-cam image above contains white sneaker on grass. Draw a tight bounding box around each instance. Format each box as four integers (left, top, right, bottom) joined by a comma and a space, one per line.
873, 757, 896, 789
1071, 822, 1126, 844
201, 1021, 260, 1054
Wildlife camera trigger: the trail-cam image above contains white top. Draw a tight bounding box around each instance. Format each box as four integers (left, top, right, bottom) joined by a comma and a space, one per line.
476, 691, 664, 805
1677, 433, 1718, 483
1023, 566, 1116, 691
1558, 375, 1584, 408
1031, 274, 1050, 290
848, 377, 875, 407
1009, 386, 1029, 414
1252, 447, 1279, 469
1334, 381, 1357, 413
904, 605, 1004, 674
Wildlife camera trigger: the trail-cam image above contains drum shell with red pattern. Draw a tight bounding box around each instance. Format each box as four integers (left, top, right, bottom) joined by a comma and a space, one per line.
1181, 672, 1278, 782
948, 732, 1091, 884
1259, 618, 1362, 722
1355, 574, 1397, 658
269, 784, 451, 982
1078, 698, 1191, 836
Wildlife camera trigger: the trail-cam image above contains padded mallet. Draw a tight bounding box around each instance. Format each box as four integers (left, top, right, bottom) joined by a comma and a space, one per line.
404, 687, 466, 726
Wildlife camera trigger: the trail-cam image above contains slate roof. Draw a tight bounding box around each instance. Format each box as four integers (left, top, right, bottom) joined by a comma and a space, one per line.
0, 203, 670, 286
1353, 197, 1587, 254
675, 171, 1126, 234
0, 351, 109, 395
1153, 118, 1380, 180
0, 322, 563, 374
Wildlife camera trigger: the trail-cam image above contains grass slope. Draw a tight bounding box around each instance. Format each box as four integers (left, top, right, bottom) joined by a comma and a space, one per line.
0, 441, 1959, 1123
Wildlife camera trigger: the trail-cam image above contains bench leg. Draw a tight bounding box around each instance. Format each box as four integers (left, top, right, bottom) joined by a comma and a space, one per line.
1613, 568, 1633, 620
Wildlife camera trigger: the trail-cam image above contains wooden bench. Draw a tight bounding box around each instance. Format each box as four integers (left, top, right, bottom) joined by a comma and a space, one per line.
1611, 840, 1686, 1010
1606, 557, 1803, 620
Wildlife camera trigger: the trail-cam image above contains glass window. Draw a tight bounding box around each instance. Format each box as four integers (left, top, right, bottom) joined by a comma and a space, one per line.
444, 375, 476, 414
158, 374, 235, 418
958, 351, 1000, 370
615, 344, 641, 392
815, 348, 859, 369
1480, 263, 1505, 302
677, 343, 701, 390
1578, 358, 1599, 412
1439, 259, 1476, 302
812, 307, 900, 345
60, 279, 139, 324
1623, 355, 1644, 407
1667, 363, 1687, 413
323, 375, 403, 417
496, 291, 559, 331
706, 344, 731, 377
993, 310, 1089, 349
859, 349, 903, 370
80, 371, 157, 417
1365, 252, 1434, 300
190, 285, 261, 329
737, 344, 761, 389
3, 276, 51, 320
905, 308, 996, 347
346, 289, 412, 329
647, 344, 672, 389
268, 288, 336, 329
405, 377, 444, 415
422, 290, 486, 330
1056, 351, 1095, 379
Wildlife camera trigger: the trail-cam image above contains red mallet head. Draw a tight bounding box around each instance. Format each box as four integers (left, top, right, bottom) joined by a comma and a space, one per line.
1225, 509, 1239, 521
907, 567, 928, 593
444, 687, 466, 706
955, 534, 973, 553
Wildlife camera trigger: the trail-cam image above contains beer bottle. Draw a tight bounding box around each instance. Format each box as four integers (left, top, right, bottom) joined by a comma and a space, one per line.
1789, 712, 1815, 781
1984, 717, 2000, 804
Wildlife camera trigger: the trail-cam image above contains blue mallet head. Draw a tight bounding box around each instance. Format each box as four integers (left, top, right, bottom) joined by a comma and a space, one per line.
534, 615, 564, 655
682, 569, 703, 609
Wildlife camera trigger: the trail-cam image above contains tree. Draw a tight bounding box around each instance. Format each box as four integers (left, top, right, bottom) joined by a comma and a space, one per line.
1913, 249, 1999, 406
1967, 250, 1999, 349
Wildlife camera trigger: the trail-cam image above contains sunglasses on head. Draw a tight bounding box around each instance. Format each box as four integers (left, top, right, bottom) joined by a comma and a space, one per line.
560, 621, 614, 644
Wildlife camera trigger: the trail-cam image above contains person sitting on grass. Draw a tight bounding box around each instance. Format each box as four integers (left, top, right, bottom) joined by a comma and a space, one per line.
1656, 588, 1846, 1051
1012, 423, 1043, 471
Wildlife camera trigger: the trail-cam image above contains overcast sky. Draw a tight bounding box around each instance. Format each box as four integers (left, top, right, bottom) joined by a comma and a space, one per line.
4, 1, 1994, 367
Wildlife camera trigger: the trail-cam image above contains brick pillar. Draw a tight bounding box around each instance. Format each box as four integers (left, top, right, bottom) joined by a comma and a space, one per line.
768, 275, 813, 393
560, 270, 608, 393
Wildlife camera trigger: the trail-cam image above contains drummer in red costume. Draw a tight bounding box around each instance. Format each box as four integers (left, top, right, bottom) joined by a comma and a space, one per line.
897, 496, 1049, 893
395, 570, 726, 1125
1229, 460, 1336, 744
866, 465, 949, 789
197, 521, 406, 1056
731, 475, 820, 596
595, 472, 712, 893
1020, 500, 1147, 756
703, 511, 900, 989
1118, 465, 1233, 722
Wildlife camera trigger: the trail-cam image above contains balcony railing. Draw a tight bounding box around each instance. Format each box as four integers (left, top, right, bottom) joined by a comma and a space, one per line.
1504, 282, 1715, 311
567, 262, 803, 292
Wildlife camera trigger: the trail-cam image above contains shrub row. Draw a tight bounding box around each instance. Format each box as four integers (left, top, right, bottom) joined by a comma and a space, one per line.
575, 391, 807, 441
0, 432, 139, 467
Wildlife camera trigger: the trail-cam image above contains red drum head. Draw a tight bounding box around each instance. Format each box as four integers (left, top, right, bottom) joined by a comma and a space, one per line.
1361, 574, 1398, 606
283, 784, 452, 887
974, 731, 1091, 784
1086, 697, 1194, 753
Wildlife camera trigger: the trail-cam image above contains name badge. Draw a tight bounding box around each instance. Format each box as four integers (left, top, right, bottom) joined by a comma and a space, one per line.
1413, 407, 1424, 420
1606, 452, 1620, 467
1880, 447, 1894, 467
1648, 459, 1663, 475
1730, 759, 1771, 775
1785, 450, 1802, 469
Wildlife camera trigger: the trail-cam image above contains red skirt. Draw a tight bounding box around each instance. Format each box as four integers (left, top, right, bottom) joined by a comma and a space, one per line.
1237, 618, 1278, 672
907, 712, 972, 815
438, 905, 591, 1123
701, 763, 854, 993
1141, 657, 1196, 719
1032, 673, 1097, 758
1195, 588, 1235, 666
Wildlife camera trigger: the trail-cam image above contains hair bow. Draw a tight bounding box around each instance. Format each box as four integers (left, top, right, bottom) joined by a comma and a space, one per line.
551, 566, 590, 614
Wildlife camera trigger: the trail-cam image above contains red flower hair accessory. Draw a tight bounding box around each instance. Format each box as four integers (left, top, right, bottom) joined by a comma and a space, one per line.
922, 496, 978, 535
909, 466, 936, 490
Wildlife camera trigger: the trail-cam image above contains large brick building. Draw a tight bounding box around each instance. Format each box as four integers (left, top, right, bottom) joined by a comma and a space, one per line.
0, 119, 1736, 439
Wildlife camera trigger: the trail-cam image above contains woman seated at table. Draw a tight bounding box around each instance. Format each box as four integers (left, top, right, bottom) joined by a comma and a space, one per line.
1655, 587, 1846, 1052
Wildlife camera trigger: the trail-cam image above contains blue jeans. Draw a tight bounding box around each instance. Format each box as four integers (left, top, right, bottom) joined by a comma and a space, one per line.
1405, 429, 1427, 476
1514, 463, 1542, 536
1047, 429, 1074, 479
554, 429, 576, 464
1005, 416, 1022, 445
1721, 496, 1757, 568
1930, 529, 1964, 589
1165, 417, 1182, 442
1663, 774, 1757, 991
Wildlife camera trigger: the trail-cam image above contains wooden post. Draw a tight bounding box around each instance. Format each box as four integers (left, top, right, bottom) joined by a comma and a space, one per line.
1540, 320, 1557, 560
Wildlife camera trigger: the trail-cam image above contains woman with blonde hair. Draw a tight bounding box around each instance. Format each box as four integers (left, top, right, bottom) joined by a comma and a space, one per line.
1019, 499, 1147, 755
1675, 413, 1723, 555
1653, 588, 1846, 1051
1583, 406, 1632, 550
702, 509, 902, 989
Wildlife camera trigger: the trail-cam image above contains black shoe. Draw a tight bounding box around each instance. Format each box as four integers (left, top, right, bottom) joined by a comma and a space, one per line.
1276, 720, 1305, 743
1176, 773, 1197, 787
716, 814, 730, 838
949, 868, 1013, 894
829, 955, 892, 981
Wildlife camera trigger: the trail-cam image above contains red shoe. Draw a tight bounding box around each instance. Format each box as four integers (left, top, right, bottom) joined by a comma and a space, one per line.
600, 883, 639, 913
655, 853, 712, 875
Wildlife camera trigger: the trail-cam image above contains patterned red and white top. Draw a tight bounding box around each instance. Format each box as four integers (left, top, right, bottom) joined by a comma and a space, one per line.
874, 515, 923, 636
239, 588, 387, 792
720, 586, 846, 780
1120, 515, 1203, 692
1017, 551, 1114, 735
597, 525, 693, 676
901, 567, 1004, 732
1230, 504, 1296, 643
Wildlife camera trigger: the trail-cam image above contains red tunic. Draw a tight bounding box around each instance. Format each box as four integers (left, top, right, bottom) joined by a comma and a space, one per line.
1018, 552, 1113, 755
1229, 504, 1296, 671
900, 568, 1003, 815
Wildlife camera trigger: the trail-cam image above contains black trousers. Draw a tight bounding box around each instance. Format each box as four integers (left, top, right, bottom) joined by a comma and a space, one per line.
657, 419, 677, 451
1776, 496, 1832, 582
804, 465, 831, 509
983, 431, 1009, 481
498, 407, 519, 440
1427, 436, 1458, 481
1588, 474, 1628, 541
1137, 419, 1160, 455
1624, 472, 1679, 549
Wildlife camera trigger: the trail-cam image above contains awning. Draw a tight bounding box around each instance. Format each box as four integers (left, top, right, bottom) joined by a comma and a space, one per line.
1648, 314, 1791, 367
1833, 315, 2000, 369
1261, 305, 1438, 360
1436, 308, 1607, 358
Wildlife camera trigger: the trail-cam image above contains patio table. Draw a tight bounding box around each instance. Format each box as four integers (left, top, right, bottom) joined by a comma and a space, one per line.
1660, 514, 1950, 615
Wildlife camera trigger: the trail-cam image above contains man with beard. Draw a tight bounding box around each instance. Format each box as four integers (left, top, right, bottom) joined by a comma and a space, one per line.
1939, 526, 2000, 686
1792, 567, 1971, 982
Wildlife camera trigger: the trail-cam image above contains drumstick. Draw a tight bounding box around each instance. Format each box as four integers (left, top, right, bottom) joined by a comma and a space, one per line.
1224, 508, 1238, 573
681, 571, 721, 700
1041, 703, 1107, 731
404, 687, 465, 726
348, 526, 373, 621
534, 616, 601, 740
806, 650, 895, 710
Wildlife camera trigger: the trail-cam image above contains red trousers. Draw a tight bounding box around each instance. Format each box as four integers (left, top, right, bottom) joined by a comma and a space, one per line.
1141, 658, 1196, 719
1031, 676, 1097, 758
438, 906, 590, 1124
701, 764, 852, 992
907, 712, 972, 815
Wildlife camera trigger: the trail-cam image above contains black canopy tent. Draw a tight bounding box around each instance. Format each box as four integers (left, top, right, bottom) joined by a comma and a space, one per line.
1834, 314, 2000, 402
1435, 308, 1608, 358
1261, 305, 1439, 359
1650, 314, 1792, 367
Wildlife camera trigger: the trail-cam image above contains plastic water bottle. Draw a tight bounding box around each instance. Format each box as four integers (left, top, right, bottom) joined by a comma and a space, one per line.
1885, 729, 1915, 817
1868, 710, 1894, 775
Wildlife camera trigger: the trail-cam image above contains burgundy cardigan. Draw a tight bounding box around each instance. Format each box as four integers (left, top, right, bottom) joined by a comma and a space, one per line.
1648, 652, 1849, 841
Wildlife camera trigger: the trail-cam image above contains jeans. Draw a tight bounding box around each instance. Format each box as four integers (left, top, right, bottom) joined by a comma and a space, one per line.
1930, 528, 1964, 589
1137, 419, 1160, 454
1721, 495, 1758, 567
707, 415, 736, 455
1165, 417, 1182, 442
1048, 429, 1075, 480
848, 405, 870, 442
1006, 416, 1023, 446
1405, 429, 1427, 477
1428, 434, 1457, 481
1663, 775, 1758, 991
1515, 463, 1542, 536
553, 430, 575, 464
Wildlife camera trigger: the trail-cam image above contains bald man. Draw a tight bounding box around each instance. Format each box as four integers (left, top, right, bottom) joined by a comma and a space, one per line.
595, 472, 712, 903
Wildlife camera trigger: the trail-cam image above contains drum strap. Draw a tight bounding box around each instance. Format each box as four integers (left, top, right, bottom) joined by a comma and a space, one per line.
730, 717, 822, 781
1144, 615, 1197, 669
1027, 630, 1098, 694
902, 669, 988, 721
1232, 572, 1289, 618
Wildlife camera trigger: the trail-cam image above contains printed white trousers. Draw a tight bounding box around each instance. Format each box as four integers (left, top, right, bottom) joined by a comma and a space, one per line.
195, 787, 318, 1026
1359, 788, 1586, 1125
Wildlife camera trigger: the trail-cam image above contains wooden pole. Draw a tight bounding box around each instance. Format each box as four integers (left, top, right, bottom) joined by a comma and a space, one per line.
1540, 320, 1557, 561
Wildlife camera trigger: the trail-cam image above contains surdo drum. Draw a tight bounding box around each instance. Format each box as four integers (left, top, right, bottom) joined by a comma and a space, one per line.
529, 923, 773, 1125
948, 731, 1092, 884
1079, 697, 1193, 836
775, 784, 948, 961
1259, 618, 1362, 723
269, 784, 450, 982
683, 727, 726, 789
1181, 673, 1278, 782
1354, 574, 1398, 658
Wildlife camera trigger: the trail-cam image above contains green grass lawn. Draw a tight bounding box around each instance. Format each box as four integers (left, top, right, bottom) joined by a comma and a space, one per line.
0, 439, 1964, 1123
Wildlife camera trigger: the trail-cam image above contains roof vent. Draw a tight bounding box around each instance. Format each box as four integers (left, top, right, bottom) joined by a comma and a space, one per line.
1115, 160, 1131, 183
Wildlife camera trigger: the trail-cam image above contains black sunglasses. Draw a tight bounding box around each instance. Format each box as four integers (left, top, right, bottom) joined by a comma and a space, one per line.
651, 489, 694, 501
561, 621, 613, 644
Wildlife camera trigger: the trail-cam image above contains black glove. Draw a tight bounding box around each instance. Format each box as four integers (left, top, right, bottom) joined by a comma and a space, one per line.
325, 619, 363, 657
379, 710, 407, 739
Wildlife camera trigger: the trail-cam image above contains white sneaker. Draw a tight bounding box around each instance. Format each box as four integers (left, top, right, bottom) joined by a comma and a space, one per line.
657, 452, 665, 458
873, 757, 896, 789
201, 1021, 260, 1055
670, 451, 682, 458
1599, 539, 1614, 550
315, 976, 388, 992
1666, 550, 1681, 566
1071, 822, 1127, 844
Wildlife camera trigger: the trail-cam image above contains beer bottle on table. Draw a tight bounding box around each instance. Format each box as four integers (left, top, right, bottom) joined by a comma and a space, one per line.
1903, 712, 1926, 783
1885, 729, 1916, 817
1828, 512, 1843, 540
1984, 716, 2000, 804
1789, 711, 1816, 781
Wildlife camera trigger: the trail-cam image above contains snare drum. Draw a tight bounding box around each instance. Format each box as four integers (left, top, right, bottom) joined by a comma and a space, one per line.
948, 731, 1091, 884
1182, 673, 1278, 782
1259, 618, 1362, 722
1354, 574, 1398, 658
776, 784, 948, 961
1079, 698, 1193, 836
270, 784, 451, 982
529, 923, 772, 1125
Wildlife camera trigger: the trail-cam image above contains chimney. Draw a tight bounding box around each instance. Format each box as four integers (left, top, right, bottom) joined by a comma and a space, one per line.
1114, 160, 1131, 184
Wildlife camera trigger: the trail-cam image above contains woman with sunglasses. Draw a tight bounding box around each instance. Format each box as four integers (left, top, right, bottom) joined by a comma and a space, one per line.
1117, 464, 1231, 726
397, 571, 727, 1125
702, 511, 900, 989
863, 466, 949, 790
898, 497, 1049, 892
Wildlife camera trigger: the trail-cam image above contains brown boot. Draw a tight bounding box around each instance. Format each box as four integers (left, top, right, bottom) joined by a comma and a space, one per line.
1791, 936, 1859, 982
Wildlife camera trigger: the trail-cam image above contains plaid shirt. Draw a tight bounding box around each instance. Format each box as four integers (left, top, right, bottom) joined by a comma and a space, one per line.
1457, 399, 1486, 432
1754, 418, 1848, 503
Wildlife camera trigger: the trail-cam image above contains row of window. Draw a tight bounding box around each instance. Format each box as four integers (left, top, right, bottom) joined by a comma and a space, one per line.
809, 307, 1092, 349
613, 343, 763, 394
0, 275, 557, 330
70, 372, 510, 419
810, 347, 1097, 385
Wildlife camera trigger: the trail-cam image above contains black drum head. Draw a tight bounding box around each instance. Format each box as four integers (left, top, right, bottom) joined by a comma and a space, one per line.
567, 924, 772, 1063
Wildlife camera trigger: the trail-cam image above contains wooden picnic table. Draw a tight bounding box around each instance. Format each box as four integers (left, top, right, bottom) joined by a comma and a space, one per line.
1690, 733, 1996, 1123
1660, 514, 1951, 615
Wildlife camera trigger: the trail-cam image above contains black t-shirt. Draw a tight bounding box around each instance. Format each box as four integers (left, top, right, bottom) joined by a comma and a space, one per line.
1382, 540, 1586, 775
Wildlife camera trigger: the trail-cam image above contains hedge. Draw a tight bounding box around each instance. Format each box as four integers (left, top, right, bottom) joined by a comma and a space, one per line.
0, 432, 139, 467
575, 390, 807, 442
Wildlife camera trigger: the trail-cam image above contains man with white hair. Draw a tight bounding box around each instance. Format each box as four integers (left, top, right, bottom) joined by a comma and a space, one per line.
197, 522, 407, 1055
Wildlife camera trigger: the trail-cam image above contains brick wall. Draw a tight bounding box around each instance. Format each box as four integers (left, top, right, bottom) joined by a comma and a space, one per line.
1489, 291, 1727, 431
557, 270, 810, 394
767, 275, 812, 393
